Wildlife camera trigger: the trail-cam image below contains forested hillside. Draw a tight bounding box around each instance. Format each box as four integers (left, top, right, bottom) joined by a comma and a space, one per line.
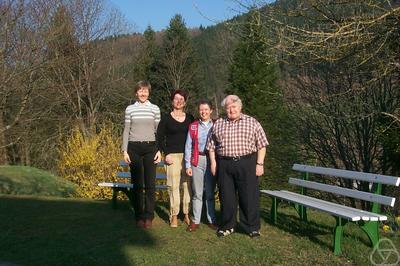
1, 0, 399, 211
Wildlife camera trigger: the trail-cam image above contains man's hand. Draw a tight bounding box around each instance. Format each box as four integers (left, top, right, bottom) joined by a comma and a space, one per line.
186, 168, 193, 176
256, 164, 264, 176
256, 148, 266, 177
210, 162, 217, 176
123, 151, 131, 164
165, 154, 173, 165
154, 151, 161, 164
209, 150, 217, 176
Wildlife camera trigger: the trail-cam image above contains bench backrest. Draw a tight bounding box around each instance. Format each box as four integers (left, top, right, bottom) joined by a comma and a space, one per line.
291, 164, 399, 210
118, 160, 166, 179
292, 164, 400, 186
289, 178, 396, 207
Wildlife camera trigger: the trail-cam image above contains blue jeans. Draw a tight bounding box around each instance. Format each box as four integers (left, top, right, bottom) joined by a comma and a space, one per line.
191, 155, 216, 224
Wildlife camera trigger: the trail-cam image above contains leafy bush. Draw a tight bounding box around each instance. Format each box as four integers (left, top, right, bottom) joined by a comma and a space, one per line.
58, 127, 120, 199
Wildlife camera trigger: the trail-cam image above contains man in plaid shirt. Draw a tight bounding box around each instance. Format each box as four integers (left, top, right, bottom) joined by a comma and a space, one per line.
206, 95, 268, 238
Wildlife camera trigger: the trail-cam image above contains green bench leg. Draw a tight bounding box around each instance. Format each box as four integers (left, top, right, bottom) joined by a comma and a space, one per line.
111, 188, 133, 210
271, 197, 279, 224
293, 204, 308, 222
360, 221, 379, 248
112, 188, 118, 209
334, 217, 348, 255
301, 206, 308, 222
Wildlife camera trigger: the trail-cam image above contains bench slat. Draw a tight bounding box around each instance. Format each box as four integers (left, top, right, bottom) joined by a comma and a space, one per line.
289, 178, 396, 207
261, 190, 360, 221
116, 172, 166, 179
98, 182, 133, 188
292, 164, 400, 186
261, 190, 386, 221
98, 182, 167, 190
281, 190, 387, 221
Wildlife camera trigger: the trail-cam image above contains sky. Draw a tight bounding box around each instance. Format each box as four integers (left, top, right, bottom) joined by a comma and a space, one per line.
108, 0, 245, 33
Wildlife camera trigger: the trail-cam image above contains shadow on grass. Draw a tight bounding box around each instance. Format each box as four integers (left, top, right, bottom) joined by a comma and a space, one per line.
154, 201, 224, 228
154, 201, 169, 224
0, 195, 157, 266
260, 207, 333, 250
260, 204, 373, 251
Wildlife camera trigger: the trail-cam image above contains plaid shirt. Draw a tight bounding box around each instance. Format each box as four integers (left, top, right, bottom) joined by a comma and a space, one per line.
206, 114, 269, 157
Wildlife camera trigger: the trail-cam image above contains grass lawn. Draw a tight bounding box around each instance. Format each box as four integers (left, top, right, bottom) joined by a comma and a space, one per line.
1, 195, 398, 265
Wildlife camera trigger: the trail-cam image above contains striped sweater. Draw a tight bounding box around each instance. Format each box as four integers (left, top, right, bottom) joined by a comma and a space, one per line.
122, 100, 161, 152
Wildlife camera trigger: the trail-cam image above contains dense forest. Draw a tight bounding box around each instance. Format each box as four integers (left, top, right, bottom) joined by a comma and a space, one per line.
1, 0, 399, 210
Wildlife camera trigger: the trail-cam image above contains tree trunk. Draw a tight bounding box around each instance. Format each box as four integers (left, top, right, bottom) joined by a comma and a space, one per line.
0, 112, 9, 165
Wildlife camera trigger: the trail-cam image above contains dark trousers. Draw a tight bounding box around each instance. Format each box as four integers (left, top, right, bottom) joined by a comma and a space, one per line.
217, 153, 260, 233
127, 141, 156, 221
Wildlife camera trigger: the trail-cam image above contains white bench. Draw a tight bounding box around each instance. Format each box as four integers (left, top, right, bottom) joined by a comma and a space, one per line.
98, 160, 167, 209
261, 164, 399, 255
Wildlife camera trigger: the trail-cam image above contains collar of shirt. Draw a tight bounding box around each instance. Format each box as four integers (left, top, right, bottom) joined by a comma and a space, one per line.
199, 119, 212, 127
225, 113, 245, 122
133, 100, 151, 106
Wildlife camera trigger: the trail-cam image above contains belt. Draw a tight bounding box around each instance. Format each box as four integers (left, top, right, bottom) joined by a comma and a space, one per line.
130, 141, 155, 144
198, 151, 207, 156
218, 153, 254, 161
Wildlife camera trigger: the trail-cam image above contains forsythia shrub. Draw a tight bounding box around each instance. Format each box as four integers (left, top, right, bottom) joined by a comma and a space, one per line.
58, 126, 121, 199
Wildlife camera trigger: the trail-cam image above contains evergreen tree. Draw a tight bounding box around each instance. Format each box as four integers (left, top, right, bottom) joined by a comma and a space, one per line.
134, 25, 157, 81
228, 9, 299, 185
193, 23, 237, 117
154, 14, 198, 112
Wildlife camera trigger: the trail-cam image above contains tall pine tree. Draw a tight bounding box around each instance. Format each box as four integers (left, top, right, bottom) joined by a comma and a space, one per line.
228, 9, 299, 185
155, 14, 198, 112
134, 25, 157, 81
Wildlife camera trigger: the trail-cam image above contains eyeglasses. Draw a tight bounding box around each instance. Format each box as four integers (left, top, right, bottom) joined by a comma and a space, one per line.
173, 98, 185, 102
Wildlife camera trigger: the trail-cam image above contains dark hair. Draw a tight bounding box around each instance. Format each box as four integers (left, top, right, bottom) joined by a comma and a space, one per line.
170, 89, 188, 101
134, 80, 151, 93
198, 99, 213, 110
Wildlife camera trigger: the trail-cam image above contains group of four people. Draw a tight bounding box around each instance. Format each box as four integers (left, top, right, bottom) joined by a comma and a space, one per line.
122, 81, 268, 238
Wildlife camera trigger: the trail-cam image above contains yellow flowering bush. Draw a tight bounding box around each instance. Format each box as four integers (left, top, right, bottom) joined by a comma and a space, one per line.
382, 224, 391, 232
382, 206, 400, 234
58, 127, 121, 199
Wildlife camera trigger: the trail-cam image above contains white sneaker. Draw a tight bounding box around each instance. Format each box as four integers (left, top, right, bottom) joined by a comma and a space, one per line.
216, 228, 234, 237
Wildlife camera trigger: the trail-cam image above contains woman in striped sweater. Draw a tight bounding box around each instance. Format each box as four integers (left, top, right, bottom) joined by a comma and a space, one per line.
122, 81, 161, 229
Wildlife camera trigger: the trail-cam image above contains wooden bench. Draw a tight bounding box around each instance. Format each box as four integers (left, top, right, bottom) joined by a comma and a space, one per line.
261, 164, 399, 255
98, 160, 167, 209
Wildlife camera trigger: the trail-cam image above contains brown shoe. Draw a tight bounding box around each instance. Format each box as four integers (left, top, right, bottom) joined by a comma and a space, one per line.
184, 214, 190, 225
136, 219, 145, 229
170, 215, 178, 228
186, 223, 199, 232
207, 223, 218, 230
144, 219, 152, 229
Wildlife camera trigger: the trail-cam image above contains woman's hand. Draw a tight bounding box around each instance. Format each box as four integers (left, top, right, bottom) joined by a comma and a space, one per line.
165, 154, 173, 165
154, 151, 161, 164
186, 168, 193, 176
123, 151, 131, 164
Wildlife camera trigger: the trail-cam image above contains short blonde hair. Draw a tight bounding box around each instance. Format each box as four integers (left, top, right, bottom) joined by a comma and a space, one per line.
134, 80, 151, 93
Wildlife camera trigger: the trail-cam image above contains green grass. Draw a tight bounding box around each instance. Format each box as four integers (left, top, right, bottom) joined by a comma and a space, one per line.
1, 195, 398, 265
0, 165, 76, 197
